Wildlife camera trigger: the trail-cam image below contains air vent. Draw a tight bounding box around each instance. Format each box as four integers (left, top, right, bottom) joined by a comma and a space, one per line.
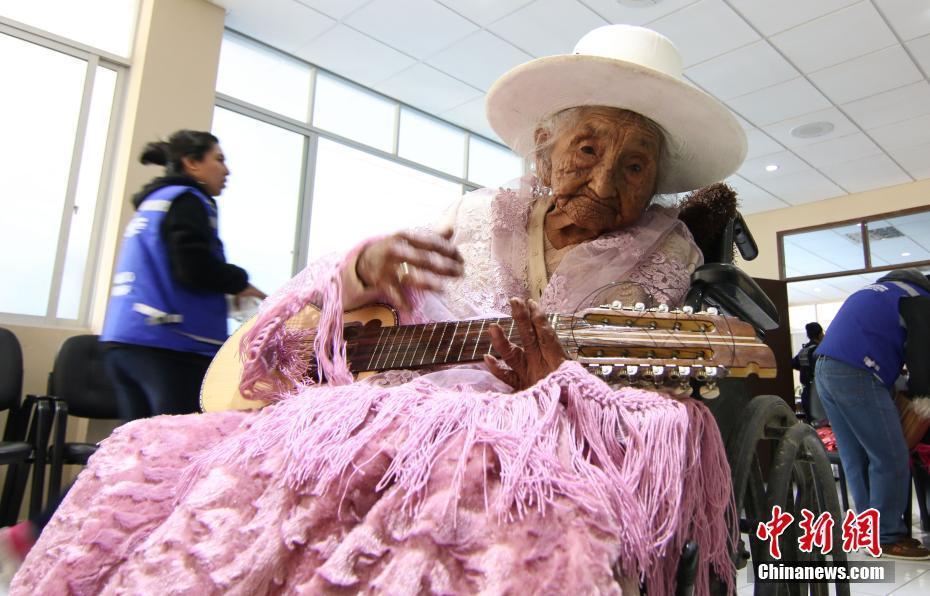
844, 226, 905, 244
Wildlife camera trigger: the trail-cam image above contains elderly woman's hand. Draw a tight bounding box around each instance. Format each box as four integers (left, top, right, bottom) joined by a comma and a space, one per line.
484, 298, 568, 391
356, 228, 464, 311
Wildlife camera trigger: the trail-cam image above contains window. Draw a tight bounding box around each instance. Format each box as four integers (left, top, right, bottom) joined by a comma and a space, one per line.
780, 207, 930, 281
867, 211, 930, 267
468, 135, 524, 188
216, 33, 312, 122
308, 138, 461, 260
0, 0, 138, 57
782, 224, 865, 278
312, 73, 396, 152
398, 108, 465, 177
212, 107, 306, 294
214, 30, 523, 286
0, 30, 122, 322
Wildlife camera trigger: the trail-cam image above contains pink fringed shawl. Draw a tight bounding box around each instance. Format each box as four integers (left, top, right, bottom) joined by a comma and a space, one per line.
12, 177, 734, 595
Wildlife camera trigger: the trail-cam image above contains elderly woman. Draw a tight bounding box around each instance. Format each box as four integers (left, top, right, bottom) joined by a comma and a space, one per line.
14, 25, 746, 595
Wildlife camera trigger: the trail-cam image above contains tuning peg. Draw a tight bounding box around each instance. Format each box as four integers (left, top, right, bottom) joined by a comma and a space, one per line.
611, 300, 622, 310
634, 302, 646, 312
626, 364, 640, 379
699, 383, 720, 399
600, 365, 614, 378
657, 303, 669, 313
682, 306, 694, 315
706, 307, 719, 315
651, 365, 665, 382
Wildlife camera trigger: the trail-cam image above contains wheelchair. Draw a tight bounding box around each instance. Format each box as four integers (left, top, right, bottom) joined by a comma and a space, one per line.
671, 211, 849, 596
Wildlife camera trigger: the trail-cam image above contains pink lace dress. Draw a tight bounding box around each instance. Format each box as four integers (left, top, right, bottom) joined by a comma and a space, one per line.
13, 177, 735, 595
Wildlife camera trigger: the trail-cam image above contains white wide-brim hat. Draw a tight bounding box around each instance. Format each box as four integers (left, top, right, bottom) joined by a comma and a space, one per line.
486, 24, 747, 194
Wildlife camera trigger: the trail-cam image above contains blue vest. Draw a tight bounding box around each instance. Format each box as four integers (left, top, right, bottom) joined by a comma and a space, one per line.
817, 280, 930, 388
101, 185, 228, 356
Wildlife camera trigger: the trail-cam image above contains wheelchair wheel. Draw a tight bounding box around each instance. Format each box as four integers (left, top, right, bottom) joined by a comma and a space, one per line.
726, 395, 849, 596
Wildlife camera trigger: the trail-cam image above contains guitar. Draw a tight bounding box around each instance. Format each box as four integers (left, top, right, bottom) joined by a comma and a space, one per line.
200, 302, 776, 413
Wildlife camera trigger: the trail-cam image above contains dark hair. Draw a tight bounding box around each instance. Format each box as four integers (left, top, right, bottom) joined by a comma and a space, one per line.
140, 130, 219, 174
805, 322, 823, 340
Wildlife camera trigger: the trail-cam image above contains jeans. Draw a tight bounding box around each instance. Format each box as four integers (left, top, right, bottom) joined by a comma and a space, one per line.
103, 346, 211, 421
815, 356, 909, 544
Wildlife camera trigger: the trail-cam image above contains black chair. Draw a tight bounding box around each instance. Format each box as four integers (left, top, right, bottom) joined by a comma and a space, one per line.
0, 328, 53, 525
46, 334, 120, 504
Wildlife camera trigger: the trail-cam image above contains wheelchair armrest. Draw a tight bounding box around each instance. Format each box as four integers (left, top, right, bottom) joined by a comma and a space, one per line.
687, 263, 779, 332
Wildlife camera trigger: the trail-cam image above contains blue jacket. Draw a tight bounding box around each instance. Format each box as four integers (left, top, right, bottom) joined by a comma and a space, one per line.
101, 185, 228, 356
817, 271, 930, 391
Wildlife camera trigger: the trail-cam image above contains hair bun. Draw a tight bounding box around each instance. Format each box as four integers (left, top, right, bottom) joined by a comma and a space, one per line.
139, 141, 170, 166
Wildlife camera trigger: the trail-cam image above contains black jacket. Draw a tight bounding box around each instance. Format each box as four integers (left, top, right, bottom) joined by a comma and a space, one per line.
131, 175, 249, 295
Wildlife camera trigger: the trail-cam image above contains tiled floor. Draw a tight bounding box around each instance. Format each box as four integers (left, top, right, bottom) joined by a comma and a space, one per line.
734, 495, 930, 595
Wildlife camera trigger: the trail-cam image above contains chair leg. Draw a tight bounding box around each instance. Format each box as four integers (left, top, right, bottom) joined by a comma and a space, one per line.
28, 399, 52, 520
47, 400, 68, 506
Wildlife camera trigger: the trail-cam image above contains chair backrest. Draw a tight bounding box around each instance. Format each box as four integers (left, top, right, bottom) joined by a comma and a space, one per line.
0, 328, 23, 412
49, 335, 119, 419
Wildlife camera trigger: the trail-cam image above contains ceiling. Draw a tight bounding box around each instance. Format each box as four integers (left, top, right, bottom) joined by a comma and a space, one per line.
213, 0, 930, 215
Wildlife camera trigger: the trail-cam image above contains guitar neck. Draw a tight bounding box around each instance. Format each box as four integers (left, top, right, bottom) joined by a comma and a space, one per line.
349, 315, 566, 373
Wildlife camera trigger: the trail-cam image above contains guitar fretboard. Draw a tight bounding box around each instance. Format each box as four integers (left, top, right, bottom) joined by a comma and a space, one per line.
350, 315, 566, 372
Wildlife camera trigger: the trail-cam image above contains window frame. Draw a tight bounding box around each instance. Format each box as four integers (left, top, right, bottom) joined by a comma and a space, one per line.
0, 18, 129, 328
778, 205, 930, 282
214, 30, 519, 276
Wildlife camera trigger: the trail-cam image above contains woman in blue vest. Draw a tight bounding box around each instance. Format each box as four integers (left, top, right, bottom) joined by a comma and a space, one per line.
101, 130, 265, 420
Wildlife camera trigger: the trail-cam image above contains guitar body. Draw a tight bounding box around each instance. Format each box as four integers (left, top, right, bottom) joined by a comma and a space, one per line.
199, 304, 397, 413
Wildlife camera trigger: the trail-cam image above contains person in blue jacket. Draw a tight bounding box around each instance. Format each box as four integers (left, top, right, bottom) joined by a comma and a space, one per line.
815, 268, 930, 560
101, 130, 265, 420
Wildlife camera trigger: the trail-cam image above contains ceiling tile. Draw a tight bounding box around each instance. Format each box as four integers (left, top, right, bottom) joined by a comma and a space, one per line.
294, 0, 371, 19
842, 81, 930, 130
488, 0, 607, 57
869, 112, 930, 151
646, 0, 759, 68
726, 0, 859, 36
426, 31, 532, 91
576, 0, 700, 25
886, 142, 930, 180
770, 2, 897, 73
874, 0, 930, 41
294, 25, 416, 87
744, 128, 784, 160
819, 154, 912, 193
724, 175, 789, 214
761, 107, 859, 148
684, 41, 798, 100
792, 133, 883, 169
738, 150, 811, 183
222, 0, 336, 52
441, 95, 500, 141
436, 0, 535, 26
908, 33, 930, 73
726, 78, 831, 127
375, 63, 482, 114
808, 45, 922, 105
346, 0, 478, 59
755, 170, 846, 205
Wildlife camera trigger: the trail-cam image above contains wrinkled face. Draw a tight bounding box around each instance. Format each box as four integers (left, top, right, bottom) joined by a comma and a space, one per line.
182, 144, 229, 197
537, 107, 661, 233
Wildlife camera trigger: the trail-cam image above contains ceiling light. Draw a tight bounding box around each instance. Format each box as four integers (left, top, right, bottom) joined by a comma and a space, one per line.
901, 252, 912, 257
790, 121, 835, 139
765, 164, 779, 172
616, 0, 664, 7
